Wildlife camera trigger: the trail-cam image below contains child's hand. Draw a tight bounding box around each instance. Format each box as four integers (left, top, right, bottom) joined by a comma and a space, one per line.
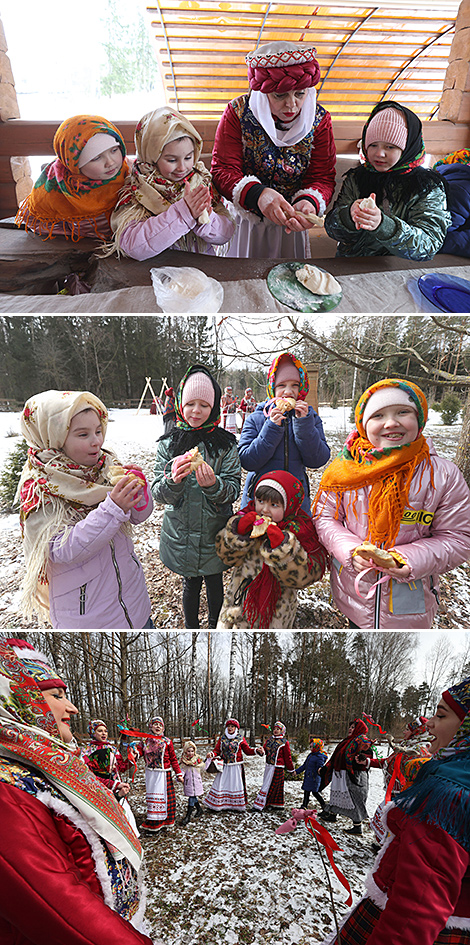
237, 511, 258, 536
385, 561, 411, 580
184, 181, 212, 220
171, 453, 192, 482
268, 404, 285, 426
110, 475, 144, 512
294, 400, 308, 418
265, 523, 285, 548
195, 461, 216, 488
177, 774, 184, 783
350, 193, 381, 231
284, 199, 317, 233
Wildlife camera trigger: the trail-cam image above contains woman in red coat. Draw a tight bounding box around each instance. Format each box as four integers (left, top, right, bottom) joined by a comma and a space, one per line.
322, 677, 470, 945
253, 720, 295, 811
211, 40, 336, 258
0, 637, 152, 945
204, 718, 263, 811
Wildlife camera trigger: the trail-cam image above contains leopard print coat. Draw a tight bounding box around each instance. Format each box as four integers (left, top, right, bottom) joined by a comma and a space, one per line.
215, 515, 323, 629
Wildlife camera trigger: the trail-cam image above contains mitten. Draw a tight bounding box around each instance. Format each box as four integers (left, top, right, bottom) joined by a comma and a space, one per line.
237, 510, 258, 535
266, 523, 285, 548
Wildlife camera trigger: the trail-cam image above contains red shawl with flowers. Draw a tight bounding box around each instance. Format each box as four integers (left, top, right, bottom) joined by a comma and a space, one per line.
240, 470, 328, 628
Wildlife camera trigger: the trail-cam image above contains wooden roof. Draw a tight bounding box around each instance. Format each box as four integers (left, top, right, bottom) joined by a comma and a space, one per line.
145, 0, 458, 121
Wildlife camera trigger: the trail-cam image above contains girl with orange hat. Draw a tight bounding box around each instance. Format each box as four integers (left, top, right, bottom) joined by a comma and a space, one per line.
16, 114, 129, 241
313, 378, 470, 629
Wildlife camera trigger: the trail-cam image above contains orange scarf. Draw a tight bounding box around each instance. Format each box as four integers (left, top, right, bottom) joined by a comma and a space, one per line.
15, 114, 128, 241
312, 378, 434, 549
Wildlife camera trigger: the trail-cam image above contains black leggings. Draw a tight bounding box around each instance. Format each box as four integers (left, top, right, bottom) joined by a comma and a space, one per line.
303, 790, 326, 808
182, 573, 224, 628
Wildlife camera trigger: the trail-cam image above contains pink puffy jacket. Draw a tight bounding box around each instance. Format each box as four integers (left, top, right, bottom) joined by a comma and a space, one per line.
315, 439, 470, 629
48, 492, 153, 629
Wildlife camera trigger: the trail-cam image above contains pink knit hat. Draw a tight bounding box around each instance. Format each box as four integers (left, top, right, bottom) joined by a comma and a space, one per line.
246, 41, 320, 93
364, 107, 408, 152
362, 387, 418, 430
182, 371, 215, 408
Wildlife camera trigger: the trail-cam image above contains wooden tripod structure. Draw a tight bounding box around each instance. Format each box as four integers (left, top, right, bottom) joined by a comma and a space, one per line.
136, 376, 161, 415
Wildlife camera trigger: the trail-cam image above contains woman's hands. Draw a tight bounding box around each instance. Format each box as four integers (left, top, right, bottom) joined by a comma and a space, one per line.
257, 188, 312, 232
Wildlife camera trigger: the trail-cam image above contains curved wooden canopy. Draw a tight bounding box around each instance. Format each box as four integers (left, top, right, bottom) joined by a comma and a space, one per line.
145, 0, 458, 122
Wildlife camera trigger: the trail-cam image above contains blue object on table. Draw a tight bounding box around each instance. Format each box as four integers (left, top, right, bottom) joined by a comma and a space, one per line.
418, 273, 470, 313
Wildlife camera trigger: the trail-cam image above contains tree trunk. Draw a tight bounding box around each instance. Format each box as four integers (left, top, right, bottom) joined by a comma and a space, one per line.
455, 388, 470, 487
226, 632, 236, 718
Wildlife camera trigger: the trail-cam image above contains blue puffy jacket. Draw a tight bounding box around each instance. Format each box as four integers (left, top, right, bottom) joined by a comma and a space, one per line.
436, 163, 470, 257
238, 402, 330, 515
296, 750, 328, 792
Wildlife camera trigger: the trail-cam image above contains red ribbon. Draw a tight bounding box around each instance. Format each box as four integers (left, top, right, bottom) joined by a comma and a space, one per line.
363, 712, 387, 736
305, 814, 352, 906
118, 726, 152, 739
261, 723, 271, 729
385, 753, 406, 804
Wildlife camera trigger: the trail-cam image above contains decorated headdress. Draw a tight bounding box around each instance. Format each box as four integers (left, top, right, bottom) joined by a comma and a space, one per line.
273, 720, 287, 737
89, 719, 108, 739
4, 638, 66, 691
443, 678, 470, 721
405, 716, 428, 738
226, 718, 240, 729
266, 352, 309, 401
15, 114, 128, 240
310, 737, 324, 752
149, 715, 165, 730
246, 42, 321, 93
0, 638, 142, 871
312, 378, 433, 550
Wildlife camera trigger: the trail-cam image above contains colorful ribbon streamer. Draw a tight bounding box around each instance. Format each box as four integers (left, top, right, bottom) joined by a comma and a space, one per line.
363, 712, 388, 736
305, 814, 352, 906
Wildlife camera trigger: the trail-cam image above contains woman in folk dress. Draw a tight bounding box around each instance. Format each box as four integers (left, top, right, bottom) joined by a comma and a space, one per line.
82, 718, 139, 836
204, 718, 264, 812
253, 720, 295, 811
320, 718, 381, 835
136, 716, 183, 832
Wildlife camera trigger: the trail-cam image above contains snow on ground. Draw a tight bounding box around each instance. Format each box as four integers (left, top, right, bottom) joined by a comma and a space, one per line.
0, 406, 468, 629
131, 742, 386, 945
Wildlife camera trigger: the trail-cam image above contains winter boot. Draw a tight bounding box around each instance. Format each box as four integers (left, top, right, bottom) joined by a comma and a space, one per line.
319, 810, 337, 823
345, 823, 362, 835
194, 800, 203, 817
181, 803, 193, 826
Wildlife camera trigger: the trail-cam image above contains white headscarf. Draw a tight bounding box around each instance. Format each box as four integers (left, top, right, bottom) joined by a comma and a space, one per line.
249, 87, 317, 147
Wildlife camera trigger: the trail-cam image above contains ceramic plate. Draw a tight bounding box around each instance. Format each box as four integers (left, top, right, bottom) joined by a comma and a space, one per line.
267, 262, 342, 312
418, 273, 470, 313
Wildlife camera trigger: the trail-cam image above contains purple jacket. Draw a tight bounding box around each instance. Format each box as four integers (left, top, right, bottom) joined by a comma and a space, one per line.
315, 439, 470, 629
182, 763, 205, 797
48, 493, 153, 629
117, 199, 234, 261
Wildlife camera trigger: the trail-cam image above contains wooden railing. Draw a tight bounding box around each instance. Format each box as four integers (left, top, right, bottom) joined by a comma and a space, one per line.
2, 117, 470, 218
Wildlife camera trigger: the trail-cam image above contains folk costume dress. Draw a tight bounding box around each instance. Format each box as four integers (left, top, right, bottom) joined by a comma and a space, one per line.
0, 638, 151, 945
15, 389, 153, 630
15, 115, 129, 241
322, 678, 470, 945
211, 41, 336, 258
370, 718, 431, 845
203, 721, 259, 812
324, 102, 450, 259
222, 391, 238, 434
321, 719, 379, 825
106, 106, 234, 260
136, 718, 182, 831
82, 720, 139, 838
253, 722, 295, 810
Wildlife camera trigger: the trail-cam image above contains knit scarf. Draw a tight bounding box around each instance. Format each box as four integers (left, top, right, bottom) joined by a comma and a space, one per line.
15, 390, 119, 622
0, 639, 142, 872
241, 470, 328, 629
15, 115, 128, 240
395, 715, 470, 852
105, 105, 230, 256
312, 378, 433, 549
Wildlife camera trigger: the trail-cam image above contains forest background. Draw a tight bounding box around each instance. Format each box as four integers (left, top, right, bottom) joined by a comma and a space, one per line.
13, 630, 470, 746
1, 313, 468, 484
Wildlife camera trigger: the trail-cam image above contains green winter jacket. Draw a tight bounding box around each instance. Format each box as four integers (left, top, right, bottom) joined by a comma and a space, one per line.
152, 438, 241, 577
324, 170, 451, 259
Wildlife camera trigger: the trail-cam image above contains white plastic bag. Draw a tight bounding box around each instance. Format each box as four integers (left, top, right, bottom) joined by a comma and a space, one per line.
150, 266, 224, 313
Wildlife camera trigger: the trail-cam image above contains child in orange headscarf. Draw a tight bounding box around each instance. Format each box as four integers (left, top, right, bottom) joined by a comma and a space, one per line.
15, 114, 128, 241
313, 378, 470, 629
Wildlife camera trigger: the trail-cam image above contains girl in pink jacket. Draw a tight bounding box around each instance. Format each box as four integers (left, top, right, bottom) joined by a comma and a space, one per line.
313, 378, 470, 629
106, 106, 234, 260
16, 389, 153, 629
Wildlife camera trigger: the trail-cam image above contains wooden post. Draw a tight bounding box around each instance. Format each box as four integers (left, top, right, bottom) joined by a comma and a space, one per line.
0, 17, 32, 216
438, 0, 470, 125
303, 362, 319, 414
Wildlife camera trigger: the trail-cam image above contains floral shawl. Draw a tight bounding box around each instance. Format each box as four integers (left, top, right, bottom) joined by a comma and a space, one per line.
15, 115, 128, 240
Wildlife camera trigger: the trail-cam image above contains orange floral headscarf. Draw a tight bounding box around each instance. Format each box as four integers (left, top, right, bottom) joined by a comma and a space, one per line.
312, 379, 434, 549
15, 114, 128, 241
